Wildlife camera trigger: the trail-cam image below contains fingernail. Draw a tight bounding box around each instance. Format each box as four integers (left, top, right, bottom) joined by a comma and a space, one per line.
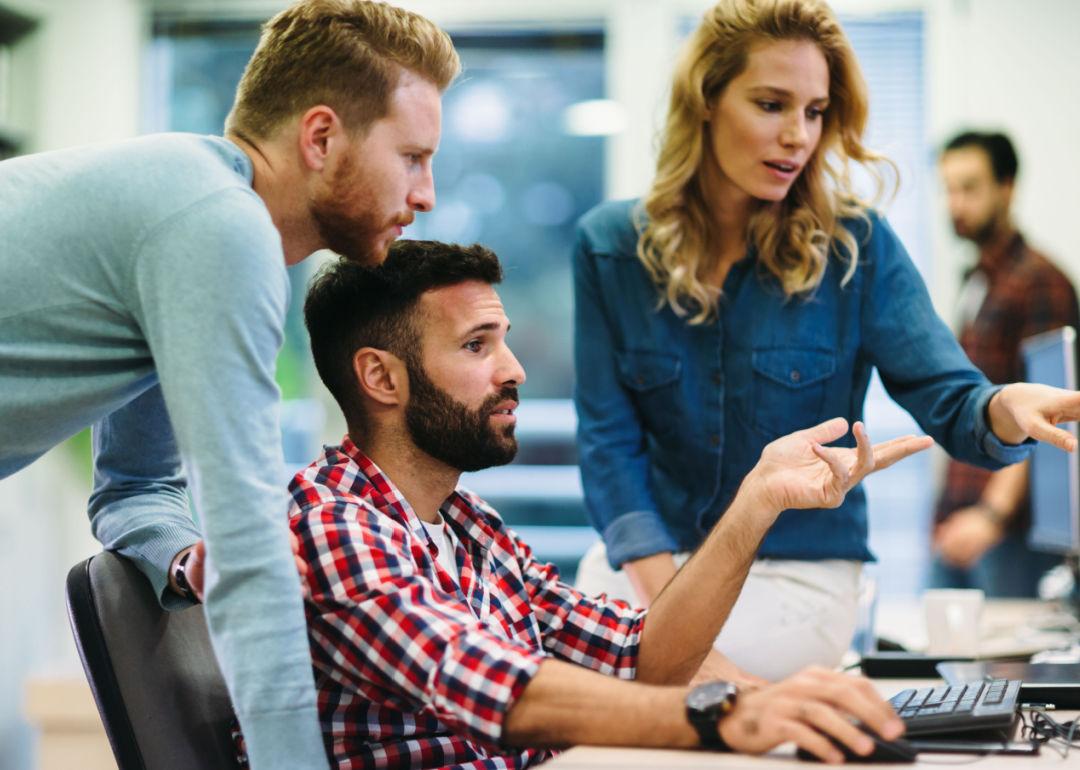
885, 719, 904, 738
858, 737, 874, 754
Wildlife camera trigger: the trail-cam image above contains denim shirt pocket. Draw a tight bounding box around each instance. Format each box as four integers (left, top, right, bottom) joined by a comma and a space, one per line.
615, 349, 682, 441
750, 347, 837, 438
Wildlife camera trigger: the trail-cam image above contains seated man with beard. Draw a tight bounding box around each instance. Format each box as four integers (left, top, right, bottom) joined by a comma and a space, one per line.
293, 240, 931, 769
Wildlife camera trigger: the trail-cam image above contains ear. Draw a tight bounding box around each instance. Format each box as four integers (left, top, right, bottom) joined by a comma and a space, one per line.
297, 105, 345, 172
1000, 177, 1016, 206
352, 347, 408, 408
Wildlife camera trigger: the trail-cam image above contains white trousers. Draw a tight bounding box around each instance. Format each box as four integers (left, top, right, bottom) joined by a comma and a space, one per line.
575, 542, 862, 682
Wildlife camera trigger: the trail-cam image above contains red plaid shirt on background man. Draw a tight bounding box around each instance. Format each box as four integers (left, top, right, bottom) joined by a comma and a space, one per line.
935, 233, 1080, 530
288, 437, 646, 769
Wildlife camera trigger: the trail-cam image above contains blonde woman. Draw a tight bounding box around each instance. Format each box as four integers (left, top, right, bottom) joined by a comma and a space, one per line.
573, 0, 1080, 682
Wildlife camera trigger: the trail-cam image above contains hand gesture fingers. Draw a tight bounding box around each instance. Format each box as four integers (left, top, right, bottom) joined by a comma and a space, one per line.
867, 434, 934, 471
811, 422, 875, 502
993, 383, 1080, 449
798, 416, 850, 446
1022, 414, 1077, 452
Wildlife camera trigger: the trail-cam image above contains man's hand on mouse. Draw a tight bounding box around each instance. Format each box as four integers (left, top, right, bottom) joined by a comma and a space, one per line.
716, 667, 905, 763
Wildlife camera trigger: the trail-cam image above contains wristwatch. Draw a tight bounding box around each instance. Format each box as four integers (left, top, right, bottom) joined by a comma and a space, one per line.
173, 548, 198, 603
686, 680, 738, 751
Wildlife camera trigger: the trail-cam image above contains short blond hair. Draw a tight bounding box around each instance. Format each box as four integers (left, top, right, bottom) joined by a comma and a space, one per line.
226, 0, 460, 139
639, 0, 894, 324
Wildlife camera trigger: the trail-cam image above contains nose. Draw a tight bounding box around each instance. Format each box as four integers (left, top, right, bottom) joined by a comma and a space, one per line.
781, 113, 809, 149
499, 345, 526, 388
407, 163, 435, 213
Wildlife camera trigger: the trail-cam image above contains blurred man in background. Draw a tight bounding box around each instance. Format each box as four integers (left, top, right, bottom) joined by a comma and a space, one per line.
931, 130, 1079, 596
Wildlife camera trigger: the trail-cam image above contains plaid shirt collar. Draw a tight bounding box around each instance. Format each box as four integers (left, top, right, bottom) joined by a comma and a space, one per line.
338, 434, 499, 555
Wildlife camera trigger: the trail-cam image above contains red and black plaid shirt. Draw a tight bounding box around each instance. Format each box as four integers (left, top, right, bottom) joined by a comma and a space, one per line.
288, 438, 646, 769
935, 233, 1080, 529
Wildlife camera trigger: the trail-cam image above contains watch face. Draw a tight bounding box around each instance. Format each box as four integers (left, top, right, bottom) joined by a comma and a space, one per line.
687, 681, 736, 711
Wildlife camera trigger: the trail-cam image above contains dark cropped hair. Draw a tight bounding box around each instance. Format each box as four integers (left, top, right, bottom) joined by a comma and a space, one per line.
943, 131, 1019, 184
304, 240, 503, 431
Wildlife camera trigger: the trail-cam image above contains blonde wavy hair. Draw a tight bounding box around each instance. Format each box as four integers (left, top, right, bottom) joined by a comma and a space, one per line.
638, 0, 894, 323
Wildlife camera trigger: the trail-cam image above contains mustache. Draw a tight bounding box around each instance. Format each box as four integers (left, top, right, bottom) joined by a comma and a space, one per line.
480, 386, 519, 415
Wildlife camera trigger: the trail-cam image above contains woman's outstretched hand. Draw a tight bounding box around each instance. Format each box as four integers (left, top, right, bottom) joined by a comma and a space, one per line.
988, 383, 1080, 451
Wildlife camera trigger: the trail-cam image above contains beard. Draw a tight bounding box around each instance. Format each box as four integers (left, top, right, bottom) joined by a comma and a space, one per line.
404, 358, 519, 473
953, 202, 1006, 246
309, 152, 408, 266
953, 216, 996, 245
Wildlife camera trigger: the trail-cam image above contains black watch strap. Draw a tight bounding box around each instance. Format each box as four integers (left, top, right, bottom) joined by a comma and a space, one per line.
173, 549, 199, 603
686, 680, 737, 751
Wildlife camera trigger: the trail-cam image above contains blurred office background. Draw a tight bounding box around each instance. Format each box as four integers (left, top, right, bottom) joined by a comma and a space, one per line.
1, 0, 1079, 766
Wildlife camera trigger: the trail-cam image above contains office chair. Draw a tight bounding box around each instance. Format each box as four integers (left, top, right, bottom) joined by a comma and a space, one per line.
65, 551, 240, 769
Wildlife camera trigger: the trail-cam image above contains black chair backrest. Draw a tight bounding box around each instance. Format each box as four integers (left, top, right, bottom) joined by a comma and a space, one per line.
65, 552, 238, 770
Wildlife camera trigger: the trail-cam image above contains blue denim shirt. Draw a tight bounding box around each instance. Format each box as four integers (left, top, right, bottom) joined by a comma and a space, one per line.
572, 199, 1032, 569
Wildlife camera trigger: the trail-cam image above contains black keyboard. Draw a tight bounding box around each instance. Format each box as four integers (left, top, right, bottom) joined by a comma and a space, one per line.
887, 679, 1021, 736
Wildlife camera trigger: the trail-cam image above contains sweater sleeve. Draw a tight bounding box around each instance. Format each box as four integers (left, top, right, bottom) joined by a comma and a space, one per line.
88, 383, 201, 609
127, 188, 327, 769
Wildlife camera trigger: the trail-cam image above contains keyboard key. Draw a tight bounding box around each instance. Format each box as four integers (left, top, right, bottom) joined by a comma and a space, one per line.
890, 689, 916, 709
923, 686, 950, 706
908, 689, 932, 708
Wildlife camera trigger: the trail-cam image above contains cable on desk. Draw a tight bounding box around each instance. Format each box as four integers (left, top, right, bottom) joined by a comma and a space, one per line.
1021, 708, 1079, 759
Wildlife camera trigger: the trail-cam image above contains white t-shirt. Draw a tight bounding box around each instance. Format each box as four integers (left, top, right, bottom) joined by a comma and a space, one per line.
420, 513, 460, 583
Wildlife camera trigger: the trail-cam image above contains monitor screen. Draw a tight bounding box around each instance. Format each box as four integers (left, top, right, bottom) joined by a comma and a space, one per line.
1022, 327, 1080, 555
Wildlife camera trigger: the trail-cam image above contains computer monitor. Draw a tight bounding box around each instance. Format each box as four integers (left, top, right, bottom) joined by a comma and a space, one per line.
1022, 326, 1080, 555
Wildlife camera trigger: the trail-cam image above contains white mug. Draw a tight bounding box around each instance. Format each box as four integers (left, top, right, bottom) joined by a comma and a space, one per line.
923, 588, 984, 656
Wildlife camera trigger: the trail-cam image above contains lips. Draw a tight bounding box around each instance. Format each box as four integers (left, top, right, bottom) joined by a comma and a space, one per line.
764, 160, 799, 173
490, 400, 518, 416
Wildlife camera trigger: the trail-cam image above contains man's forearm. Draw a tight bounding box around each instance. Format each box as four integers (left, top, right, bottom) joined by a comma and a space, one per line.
503, 659, 697, 749
636, 476, 778, 684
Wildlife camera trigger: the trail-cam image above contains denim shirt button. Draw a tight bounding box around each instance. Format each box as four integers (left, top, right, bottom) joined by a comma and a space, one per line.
635, 375, 645, 386
709, 434, 721, 447
790, 369, 801, 383
712, 372, 723, 385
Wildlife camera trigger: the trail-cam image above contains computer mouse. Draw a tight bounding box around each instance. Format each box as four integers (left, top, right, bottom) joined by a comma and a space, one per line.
795, 724, 918, 764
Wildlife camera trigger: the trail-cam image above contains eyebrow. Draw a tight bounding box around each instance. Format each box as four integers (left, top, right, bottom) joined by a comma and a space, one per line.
749, 86, 830, 104
462, 321, 508, 337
